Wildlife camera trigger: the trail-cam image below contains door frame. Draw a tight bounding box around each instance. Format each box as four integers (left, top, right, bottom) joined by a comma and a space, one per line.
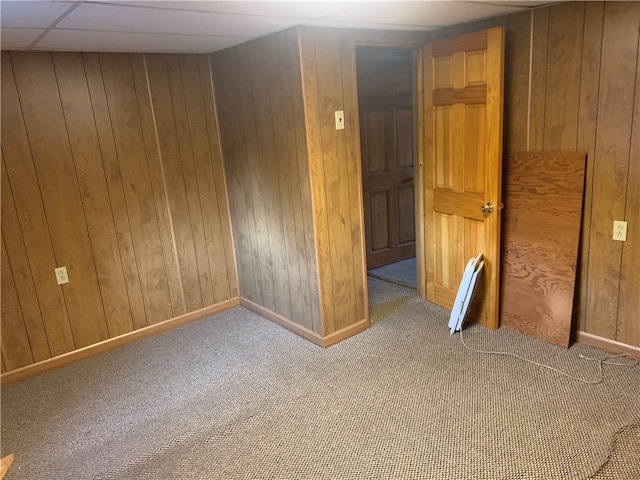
351, 33, 429, 301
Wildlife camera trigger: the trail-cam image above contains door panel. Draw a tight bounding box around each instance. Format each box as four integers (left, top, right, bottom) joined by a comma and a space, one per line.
423, 27, 505, 329
358, 47, 416, 269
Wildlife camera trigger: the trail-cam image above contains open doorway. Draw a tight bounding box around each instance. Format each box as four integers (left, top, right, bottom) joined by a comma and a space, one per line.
355, 46, 420, 323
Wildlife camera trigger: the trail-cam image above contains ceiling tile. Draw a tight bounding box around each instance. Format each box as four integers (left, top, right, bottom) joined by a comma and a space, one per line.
324, 1, 523, 27
102, 1, 369, 19
1, 1, 76, 28
34, 29, 251, 53
57, 3, 298, 37
1, 28, 45, 49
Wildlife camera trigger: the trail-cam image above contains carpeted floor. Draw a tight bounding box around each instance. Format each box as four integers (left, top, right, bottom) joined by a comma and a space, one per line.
1, 301, 639, 479
368, 257, 417, 290
367, 276, 420, 324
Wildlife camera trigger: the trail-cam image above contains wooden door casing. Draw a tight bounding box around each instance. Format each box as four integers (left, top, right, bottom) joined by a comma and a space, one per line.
423, 27, 505, 329
357, 48, 416, 269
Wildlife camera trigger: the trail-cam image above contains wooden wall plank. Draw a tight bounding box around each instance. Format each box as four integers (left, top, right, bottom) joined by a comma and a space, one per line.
1, 53, 75, 357
286, 30, 322, 332
299, 27, 335, 334
616, 15, 640, 347
210, 49, 255, 302
53, 52, 135, 338
543, 2, 585, 150
264, 33, 304, 327
528, 8, 549, 150
10, 52, 110, 349
180, 54, 235, 304
1, 156, 51, 362
236, 43, 277, 312
82, 52, 149, 331
145, 54, 202, 313
132, 53, 187, 320
1, 239, 35, 370
198, 55, 238, 301
504, 11, 531, 152
249, 39, 292, 320
211, 28, 322, 334
98, 53, 175, 324
342, 32, 367, 324
585, 2, 639, 339
575, 1, 605, 332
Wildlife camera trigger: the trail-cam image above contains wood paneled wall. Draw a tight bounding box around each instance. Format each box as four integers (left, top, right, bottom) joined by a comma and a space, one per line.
1, 51, 237, 373
437, 1, 640, 347
297, 27, 368, 336
211, 29, 323, 336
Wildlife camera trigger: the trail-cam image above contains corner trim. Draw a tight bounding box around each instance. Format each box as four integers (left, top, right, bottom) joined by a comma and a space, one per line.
1, 298, 240, 387
239, 297, 368, 348
575, 331, 640, 358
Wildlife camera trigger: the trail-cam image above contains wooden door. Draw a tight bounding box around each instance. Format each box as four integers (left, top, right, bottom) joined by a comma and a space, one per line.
357, 47, 416, 269
423, 27, 505, 329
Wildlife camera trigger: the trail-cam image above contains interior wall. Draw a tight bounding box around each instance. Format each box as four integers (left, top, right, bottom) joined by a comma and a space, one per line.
210, 29, 323, 335
1, 51, 238, 373
297, 26, 368, 336
438, 1, 640, 347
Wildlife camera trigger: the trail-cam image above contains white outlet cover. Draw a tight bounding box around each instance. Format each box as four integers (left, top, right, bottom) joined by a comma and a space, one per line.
55, 266, 69, 285
613, 220, 627, 242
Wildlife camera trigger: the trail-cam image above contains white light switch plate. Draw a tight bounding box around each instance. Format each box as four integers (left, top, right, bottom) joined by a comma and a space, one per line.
335, 110, 344, 130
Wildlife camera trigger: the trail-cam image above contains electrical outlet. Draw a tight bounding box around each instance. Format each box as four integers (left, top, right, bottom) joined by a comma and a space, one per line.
613, 220, 627, 242
55, 266, 69, 285
335, 110, 345, 130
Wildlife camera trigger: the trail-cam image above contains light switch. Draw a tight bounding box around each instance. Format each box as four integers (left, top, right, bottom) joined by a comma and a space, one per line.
335, 110, 345, 130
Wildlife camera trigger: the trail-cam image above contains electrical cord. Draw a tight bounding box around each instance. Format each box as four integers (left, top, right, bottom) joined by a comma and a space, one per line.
459, 328, 639, 385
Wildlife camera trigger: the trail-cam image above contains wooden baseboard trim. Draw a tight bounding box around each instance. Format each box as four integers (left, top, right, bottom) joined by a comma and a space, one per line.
575, 331, 640, 358
239, 298, 369, 347
323, 318, 369, 347
1, 297, 240, 386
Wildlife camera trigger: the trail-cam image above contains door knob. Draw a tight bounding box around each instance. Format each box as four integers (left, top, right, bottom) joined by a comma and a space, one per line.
481, 203, 494, 214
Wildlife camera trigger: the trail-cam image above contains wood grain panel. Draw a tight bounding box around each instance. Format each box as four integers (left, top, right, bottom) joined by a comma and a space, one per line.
98, 53, 176, 324
528, 8, 549, 150
1, 50, 238, 375
1, 157, 51, 362
211, 28, 322, 334
616, 19, 640, 347
504, 11, 531, 152
194, 55, 238, 303
264, 34, 303, 326
1, 53, 75, 358
585, 2, 639, 339
238, 43, 278, 313
145, 54, 203, 313
284, 31, 322, 332
575, 2, 605, 333
1, 239, 35, 370
82, 52, 149, 332
313, 28, 359, 332
211, 48, 256, 303
132, 54, 186, 320
53, 52, 135, 338
501, 152, 586, 348
10, 52, 110, 348
543, 3, 585, 150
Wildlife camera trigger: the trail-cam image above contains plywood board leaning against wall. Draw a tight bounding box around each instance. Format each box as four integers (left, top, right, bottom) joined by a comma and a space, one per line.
500, 152, 586, 348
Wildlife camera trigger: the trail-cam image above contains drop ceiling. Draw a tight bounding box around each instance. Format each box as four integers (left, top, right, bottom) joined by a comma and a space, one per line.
1, 1, 553, 54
